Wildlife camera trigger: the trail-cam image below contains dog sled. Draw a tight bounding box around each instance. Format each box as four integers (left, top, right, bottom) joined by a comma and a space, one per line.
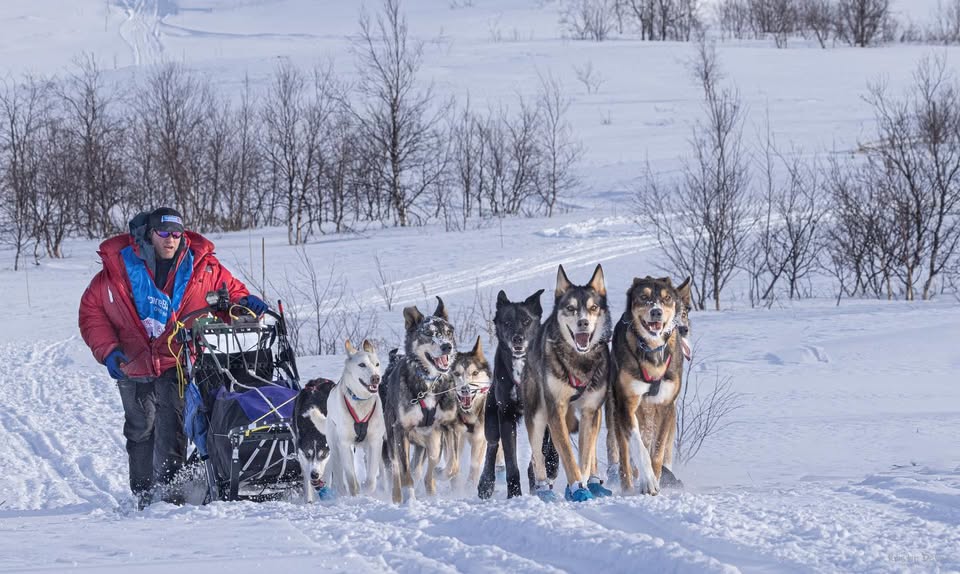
180, 287, 303, 502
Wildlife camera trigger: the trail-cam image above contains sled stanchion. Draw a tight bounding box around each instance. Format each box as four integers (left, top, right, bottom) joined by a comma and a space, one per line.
229, 435, 242, 501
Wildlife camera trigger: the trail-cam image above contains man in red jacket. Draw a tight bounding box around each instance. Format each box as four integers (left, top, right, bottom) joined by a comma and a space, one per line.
79, 207, 268, 508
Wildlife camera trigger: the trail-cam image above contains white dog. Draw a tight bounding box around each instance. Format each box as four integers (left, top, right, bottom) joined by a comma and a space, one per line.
325, 339, 386, 496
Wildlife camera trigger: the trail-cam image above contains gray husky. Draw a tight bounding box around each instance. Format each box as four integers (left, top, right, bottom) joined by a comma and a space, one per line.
439, 337, 492, 491
523, 265, 612, 502
382, 297, 457, 503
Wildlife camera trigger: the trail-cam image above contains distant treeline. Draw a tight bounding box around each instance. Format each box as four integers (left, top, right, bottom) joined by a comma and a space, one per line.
0, 0, 582, 269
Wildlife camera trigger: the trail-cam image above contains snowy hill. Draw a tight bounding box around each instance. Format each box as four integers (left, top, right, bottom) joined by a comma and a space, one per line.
1, 1, 960, 573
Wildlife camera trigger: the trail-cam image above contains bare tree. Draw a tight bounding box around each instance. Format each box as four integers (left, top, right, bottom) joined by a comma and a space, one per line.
863, 56, 960, 300
801, 0, 836, 48
561, 0, 617, 41
58, 54, 127, 238
638, 38, 753, 311
835, 0, 889, 46
261, 60, 315, 244
354, 0, 449, 227
716, 0, 751, 40
0, 75, 51, 270
535, 74, 583, 217
138, 63, 214, 228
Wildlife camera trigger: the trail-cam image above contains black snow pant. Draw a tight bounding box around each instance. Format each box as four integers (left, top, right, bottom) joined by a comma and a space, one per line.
117, 368, 186, 502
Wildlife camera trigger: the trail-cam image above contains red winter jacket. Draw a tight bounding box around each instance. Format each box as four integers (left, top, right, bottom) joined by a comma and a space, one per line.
79, 231, 249, 379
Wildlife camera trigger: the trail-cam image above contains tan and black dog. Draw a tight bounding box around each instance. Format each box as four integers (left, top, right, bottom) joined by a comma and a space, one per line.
523, 264, 612, 502
609, 276, 690, 495
605, 277, 691, 488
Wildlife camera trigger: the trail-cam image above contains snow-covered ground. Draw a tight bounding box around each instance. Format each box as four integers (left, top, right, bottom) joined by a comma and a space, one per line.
2, 1, 960, 573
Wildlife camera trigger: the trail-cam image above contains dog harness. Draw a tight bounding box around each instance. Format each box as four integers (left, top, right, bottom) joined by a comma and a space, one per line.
567, 373, 590, 402
457, 411, 476, 434
418, 398, 437, 427
641, 353, 671, 398
343, 395, 376, 443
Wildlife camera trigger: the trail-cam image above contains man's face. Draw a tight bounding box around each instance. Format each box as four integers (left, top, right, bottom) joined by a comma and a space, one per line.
150, 229, 182, 260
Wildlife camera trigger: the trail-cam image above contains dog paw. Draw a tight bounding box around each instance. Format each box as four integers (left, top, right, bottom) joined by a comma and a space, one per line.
477, 479, 495, 500
401, 486, 416, 504
587, 476, 613, 498
635, 472, 660, 496
605, 464, 621, 487
564, 483, 595, 502
534, 483, 559, 503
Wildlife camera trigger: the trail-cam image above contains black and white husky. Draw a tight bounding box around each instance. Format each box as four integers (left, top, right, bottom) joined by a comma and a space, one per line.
382, 297, 457, 503
325, 339, 385, 497
478, 289, 559, 500
293, 377, 334, 504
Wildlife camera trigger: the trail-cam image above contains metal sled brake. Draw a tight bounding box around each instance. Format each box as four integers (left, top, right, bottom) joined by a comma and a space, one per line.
180, 292, 303, 503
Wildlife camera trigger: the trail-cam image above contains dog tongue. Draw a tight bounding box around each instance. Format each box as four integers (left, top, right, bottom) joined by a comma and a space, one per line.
681, 338, 692, 360
575, 332, 590, 348
648, 322, 663, 332
435, 355, 449, 369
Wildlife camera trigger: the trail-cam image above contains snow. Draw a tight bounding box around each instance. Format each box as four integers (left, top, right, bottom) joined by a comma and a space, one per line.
1, 1, 960, 573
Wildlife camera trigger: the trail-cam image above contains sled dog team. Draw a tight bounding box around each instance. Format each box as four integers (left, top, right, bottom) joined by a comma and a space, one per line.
293, 264, 691, 503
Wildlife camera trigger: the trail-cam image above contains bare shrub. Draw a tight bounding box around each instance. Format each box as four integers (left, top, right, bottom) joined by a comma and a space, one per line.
573, 60, 605, 94
561, 0, 617, 41
374, 253, 399, 311
674, 347, 744, 464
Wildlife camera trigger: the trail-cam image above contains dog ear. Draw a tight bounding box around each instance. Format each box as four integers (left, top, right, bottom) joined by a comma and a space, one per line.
525, 288, 545, 316
588, 264, 606, 297
471, 335, 483, 357
433, 296, 448, 321
496, 290, 510, 309
361, 339, 375, 354
306, 408, 327, 435
676, 277, 692, 306
344, 339, 357, 355
403, 306, 424, 332
555, 265, 572, 299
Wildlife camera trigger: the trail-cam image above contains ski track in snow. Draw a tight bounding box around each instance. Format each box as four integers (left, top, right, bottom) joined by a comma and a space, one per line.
0, 339, 126, 512
350, 233, 659, 311
116, 0, 164, 66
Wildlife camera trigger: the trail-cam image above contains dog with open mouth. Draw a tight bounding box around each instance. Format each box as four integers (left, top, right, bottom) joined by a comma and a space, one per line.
324, 339, 385, 497
522, 265, 612, 502
608, 276, 690, 496
382, 297, 457, 503
436, 336, 492, 492
292, 378, 334, 504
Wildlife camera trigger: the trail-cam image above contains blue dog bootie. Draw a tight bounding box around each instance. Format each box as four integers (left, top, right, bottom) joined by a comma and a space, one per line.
587, 475, 612, 498
534, 481, 559, 503
316, 485, 337, 501
564, 482, 595, 502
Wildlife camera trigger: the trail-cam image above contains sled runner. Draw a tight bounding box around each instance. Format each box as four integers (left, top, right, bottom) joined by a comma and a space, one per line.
179, 288, 303, 502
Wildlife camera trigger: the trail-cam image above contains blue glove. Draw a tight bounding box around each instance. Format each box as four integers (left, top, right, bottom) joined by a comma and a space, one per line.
238, 295, 268, 315
105, 349, 129, 380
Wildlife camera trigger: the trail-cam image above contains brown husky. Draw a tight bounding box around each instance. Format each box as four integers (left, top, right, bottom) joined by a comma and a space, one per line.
609, 276, 690, 495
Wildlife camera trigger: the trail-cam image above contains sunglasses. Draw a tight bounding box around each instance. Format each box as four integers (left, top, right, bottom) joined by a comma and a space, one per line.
153, 230, 183, 239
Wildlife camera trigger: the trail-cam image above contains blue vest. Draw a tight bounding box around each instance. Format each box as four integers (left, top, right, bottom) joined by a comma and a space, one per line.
121, 245, 194, 339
